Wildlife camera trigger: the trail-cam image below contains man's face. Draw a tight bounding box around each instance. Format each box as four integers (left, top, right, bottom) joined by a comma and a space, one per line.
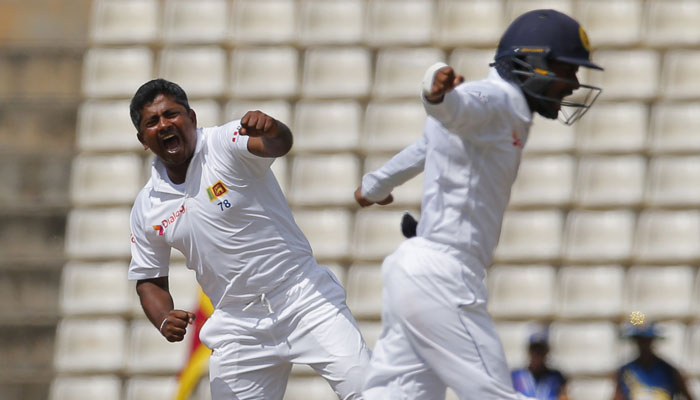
137, 94, 197, 168
544, 61, 580, 111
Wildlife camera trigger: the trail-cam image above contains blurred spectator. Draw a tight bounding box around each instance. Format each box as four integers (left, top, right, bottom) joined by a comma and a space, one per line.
512, 329, 569, 400
613, 321, 693, 400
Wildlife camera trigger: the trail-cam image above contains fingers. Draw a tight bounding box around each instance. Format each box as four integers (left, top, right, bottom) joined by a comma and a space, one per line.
240, 110, 276, 137
354, 187, 393, 207
376, 194, 394, 206
161, 310, 195, 342
425, 66, 464, 103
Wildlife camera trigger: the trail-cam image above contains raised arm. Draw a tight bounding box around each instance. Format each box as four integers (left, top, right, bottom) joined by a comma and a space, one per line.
136, 277, 195, 342
240, 110, 293, 158
355, 135, 428, 207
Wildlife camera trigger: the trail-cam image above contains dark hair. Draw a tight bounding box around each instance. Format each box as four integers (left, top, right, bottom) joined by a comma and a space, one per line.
129, 78, 190, 132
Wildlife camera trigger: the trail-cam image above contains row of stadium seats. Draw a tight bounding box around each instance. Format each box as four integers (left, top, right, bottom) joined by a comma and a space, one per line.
89, 0, 700, 48
81, 45, 700, 101
68, 151, 700, 209
62, 206, 700, 264
56, 261, 700, 322
75, 99, 700, 156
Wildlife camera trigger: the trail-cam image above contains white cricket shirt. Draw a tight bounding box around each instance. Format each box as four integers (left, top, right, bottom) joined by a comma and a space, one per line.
128, 121, 315, 308
362, 68, 533, 278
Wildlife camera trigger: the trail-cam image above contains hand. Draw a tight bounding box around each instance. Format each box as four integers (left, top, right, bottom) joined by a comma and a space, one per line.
240, 110, 278, 137
354, 186, 393, 207
160, 309, 196, 342
425, 65, 464, 103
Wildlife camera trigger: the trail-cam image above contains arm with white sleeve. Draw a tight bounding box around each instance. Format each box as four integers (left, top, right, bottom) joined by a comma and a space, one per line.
354, 134, 427, 207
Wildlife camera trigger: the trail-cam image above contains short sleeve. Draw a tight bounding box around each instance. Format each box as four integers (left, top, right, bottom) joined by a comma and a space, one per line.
206, 121, 274, 177
128, 192, 171, 280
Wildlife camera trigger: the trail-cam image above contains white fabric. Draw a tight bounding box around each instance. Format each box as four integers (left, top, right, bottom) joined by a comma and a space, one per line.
362, 67, 533, 276
363, 238, 534, 400
203, 265, 370, 400
129, 120, 315, 308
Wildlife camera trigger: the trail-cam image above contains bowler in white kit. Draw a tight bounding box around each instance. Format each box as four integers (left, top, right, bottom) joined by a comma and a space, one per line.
355, 9, 604, 400
127, 79, 370, 399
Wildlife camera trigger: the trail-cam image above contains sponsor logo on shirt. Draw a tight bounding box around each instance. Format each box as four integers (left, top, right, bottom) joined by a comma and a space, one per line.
206, 180, 228, 201
512, 130, 523, 148
152, 204, 186, 235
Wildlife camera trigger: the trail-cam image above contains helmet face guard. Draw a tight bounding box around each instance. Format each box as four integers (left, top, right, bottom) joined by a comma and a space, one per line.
509, 54, 602, 125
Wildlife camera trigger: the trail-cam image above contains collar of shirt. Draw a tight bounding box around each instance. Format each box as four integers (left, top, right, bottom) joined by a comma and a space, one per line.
149, 127, 204, 195
486, 67, 533, 125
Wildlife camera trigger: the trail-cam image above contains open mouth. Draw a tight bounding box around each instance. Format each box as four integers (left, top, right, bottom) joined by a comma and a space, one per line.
161, 133, 182, 154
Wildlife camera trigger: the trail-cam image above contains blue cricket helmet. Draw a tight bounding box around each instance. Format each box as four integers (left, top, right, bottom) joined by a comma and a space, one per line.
493, 9, 603, 124
496, 9, 602, 71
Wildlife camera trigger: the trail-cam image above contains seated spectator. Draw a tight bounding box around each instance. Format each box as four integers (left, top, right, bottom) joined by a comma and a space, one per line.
512, 328, 569, 400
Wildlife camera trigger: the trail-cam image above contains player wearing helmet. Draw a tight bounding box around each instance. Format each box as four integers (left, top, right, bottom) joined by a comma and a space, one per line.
355, 9, 602, 400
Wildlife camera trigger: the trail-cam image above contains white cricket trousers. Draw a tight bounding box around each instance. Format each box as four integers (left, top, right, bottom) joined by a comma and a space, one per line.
363, 237, 535, 400
199, 264, 371, 400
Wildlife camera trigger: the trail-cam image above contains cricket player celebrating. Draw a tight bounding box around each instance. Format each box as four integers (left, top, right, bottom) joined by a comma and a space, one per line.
355, 10, 603, 400
128, 79, 370, 399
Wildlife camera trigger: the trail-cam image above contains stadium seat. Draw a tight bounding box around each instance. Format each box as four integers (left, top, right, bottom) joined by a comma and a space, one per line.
65, 208, 131, 259
644, 0, 700, 47
159, 47, 226, 97
494, 210, 563, 263
556, 265, 625, 319
562, 210, 635, 264
82, 47, 154, 98
49, 375, 122, 400
229, 47, 298, 98
574, 155, 646, 208
288, 154, 360, 206
162, 0, 229, 44
76, 100, 142, 152
301, 47, 372, 99
230, 0, 296, 44
362, 100, 426, 154
645, 156, 700, 207
660, 50, 700, 100
292, 209, 353, 261
89, 0, 159, 44
524, 114, 575, 154
298, 0, 364, 45
358, 321, 383, 350
506, 0, 574, 23
494, 321, 539, 370
567, 378, 616, 400
353, 209, 416, 261
60, 261, 130, 316
54, 317, 127, 372
549, 321, 619, 375
687, 323, 700, 376
225, 100, 292, 127
373, 48, 445, 98
509, 155, 574, 208
126, 318, 192, 374
487, 264, 556, 319
436, 0, 504, 46
576, 0, 642, 46
70, 153, 144, 206
584, 50, 660, 101
189, 100, 222, 128
690, 378, 700, 400
633, 210, 700, 264
346, 263, 384, 319
649, 102, 700, 154
284, 376, 337, 400
270, 156, 289, 195
575, 101, 648, 154
448, 49, 496, 83
362, 154, 424, 207
125, 376, 179, 400
624, 265, 695, 320
365, 0, 434, 46
292, 100, 362, 153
